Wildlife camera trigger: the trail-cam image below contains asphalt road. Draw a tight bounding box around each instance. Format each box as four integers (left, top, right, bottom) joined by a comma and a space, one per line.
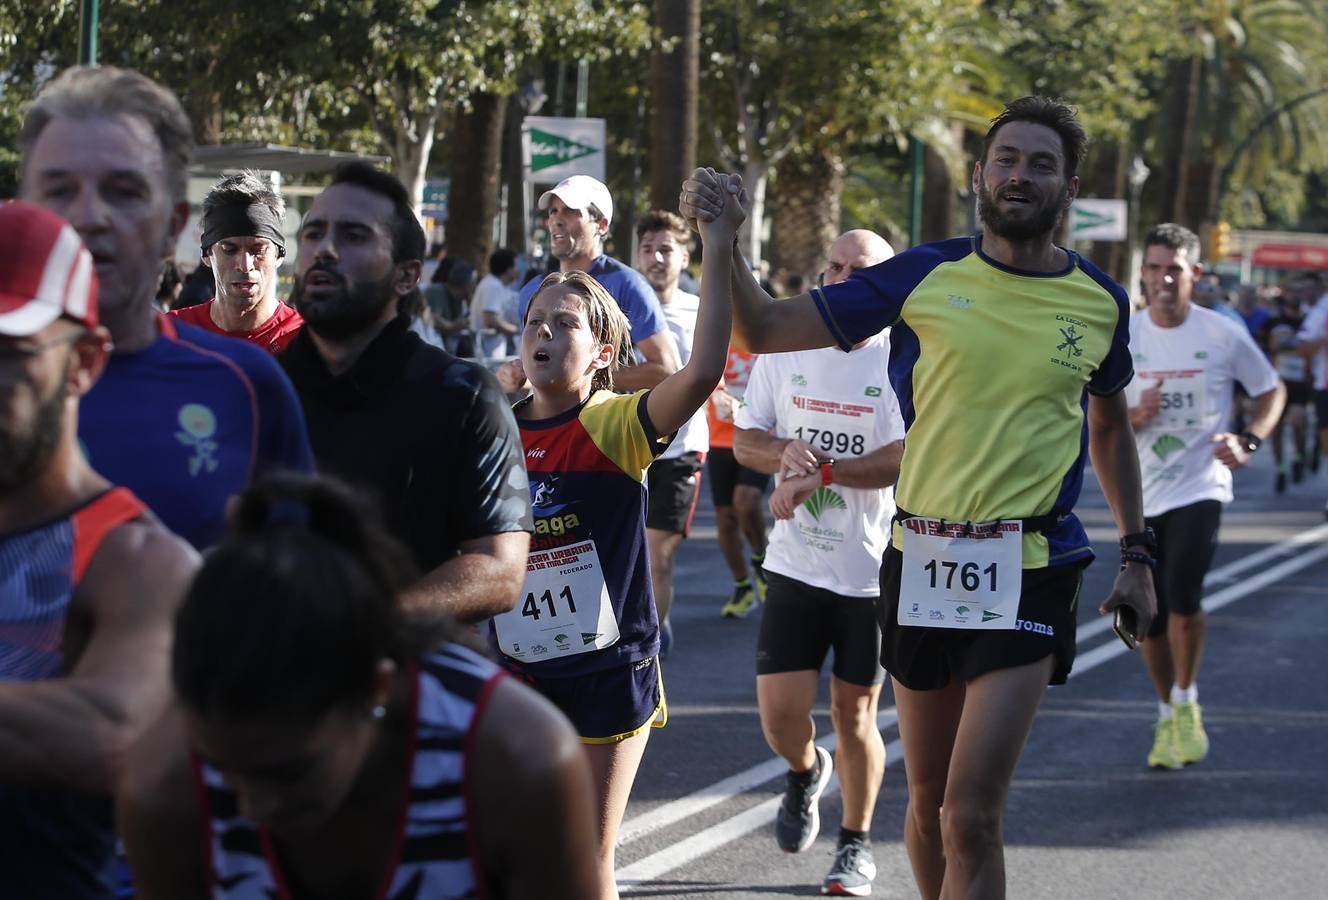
614, 450, 1328, 899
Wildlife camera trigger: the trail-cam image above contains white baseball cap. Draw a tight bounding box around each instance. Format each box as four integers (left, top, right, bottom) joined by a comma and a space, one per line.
538, 175, 613, 227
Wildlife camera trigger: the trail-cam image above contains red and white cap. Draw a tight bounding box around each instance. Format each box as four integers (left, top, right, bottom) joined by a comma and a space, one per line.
0, 201, 99, 337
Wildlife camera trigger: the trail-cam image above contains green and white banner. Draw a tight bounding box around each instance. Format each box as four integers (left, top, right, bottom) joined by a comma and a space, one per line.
522, 116, 606, 184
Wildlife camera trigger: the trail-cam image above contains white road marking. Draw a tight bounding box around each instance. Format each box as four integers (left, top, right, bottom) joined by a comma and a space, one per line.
617, 524, 1328, 889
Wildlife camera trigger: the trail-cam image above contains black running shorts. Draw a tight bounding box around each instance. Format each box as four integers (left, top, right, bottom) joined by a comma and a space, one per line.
1284, 379, 1311, 407
756, 569, 886, 687
878, 545, 1084, 690
522, 656, 665, 743
646, 451, 705, 535
707, 446, 771, 508
1145, 499, 1222, 637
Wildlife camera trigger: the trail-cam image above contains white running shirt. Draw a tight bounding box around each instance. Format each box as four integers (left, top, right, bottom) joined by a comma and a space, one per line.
735, 333, 904, 596
1297, 294, 1328, 390
656, 290, 709, 459
1125, 305, 1280, 517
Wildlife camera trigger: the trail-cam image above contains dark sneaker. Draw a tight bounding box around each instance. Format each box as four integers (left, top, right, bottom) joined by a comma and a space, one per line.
1292, 458, 1305, 483
822, 841, 877, 896
775, 746, 833, 853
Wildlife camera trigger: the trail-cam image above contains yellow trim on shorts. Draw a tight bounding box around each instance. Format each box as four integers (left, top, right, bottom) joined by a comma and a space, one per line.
578, 659, 669, 745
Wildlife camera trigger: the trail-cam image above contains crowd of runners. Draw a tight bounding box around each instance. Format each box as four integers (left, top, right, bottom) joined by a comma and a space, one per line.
3, 64, 1326, 900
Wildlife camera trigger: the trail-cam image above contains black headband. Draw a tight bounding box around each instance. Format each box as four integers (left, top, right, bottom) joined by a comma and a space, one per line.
200, 201, 286, 256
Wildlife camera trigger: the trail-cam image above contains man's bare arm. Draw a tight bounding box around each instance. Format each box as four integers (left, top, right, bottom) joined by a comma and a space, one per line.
400, 531, 530, 624
0, 523, 197, 794
679, 168, 834, 353
1088, 391, 1156, 639
614, 330, 682, 391
732, 427, 787, 475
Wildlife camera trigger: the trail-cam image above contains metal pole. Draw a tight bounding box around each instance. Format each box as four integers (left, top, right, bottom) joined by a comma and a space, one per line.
78, 0, 100, 65
575, 60, 590, 118
909, 137, 924, 248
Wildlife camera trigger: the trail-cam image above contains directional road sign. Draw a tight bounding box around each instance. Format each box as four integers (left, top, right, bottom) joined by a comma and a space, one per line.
522, 116, 606, 184
1069, 198, 1127, 242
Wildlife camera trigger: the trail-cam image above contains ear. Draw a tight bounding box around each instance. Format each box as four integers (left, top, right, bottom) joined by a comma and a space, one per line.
595, 217, 611, 239
1064, 175, 1079, 207
589, 340, 615, 374
393, 259, 423, 296
69, 326, 112, 397
679, 246, 691, 268
1191, 262, 1205, 279
164, 199, 190, 259
971, 160, 983, 194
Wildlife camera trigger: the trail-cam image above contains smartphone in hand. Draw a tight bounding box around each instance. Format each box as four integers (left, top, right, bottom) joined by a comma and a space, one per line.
1113, 606, 1139, 650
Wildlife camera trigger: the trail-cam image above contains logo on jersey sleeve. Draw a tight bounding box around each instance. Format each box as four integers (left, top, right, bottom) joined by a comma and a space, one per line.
175, 403, 219, 476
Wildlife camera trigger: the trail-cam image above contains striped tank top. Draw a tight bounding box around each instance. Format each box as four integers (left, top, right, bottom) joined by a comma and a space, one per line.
195, 643, 504, 899
0, 487, 148, 900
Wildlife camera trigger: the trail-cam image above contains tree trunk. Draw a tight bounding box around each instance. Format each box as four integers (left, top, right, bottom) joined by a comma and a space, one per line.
741, 157, 771, 267
921, 143, 955, 243
649, 0, 700, 210
1083, 139, 1127, 281
387, 102, 440, 211
503, 94, 528, 253
448, 92, 510, 270
771, 147, 845, 283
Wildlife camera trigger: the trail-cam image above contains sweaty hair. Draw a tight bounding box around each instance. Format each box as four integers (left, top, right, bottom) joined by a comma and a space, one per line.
328, 162, 426, 264
1144, 223, 1202, 264
173, 475, 436, 722
635, 209, 690, 244
489, 248, 517, 277
19, 66, 195, 204
526, 271, 633, 393
982, 96, 1087, 178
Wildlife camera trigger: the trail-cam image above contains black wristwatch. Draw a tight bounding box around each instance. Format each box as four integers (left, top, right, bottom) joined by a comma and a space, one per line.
1119, 528, 1157, 556
1238, 431, 1263, 453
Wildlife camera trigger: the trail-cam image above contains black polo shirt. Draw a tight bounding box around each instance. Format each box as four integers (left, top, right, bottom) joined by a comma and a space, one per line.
280, 316, 532, 573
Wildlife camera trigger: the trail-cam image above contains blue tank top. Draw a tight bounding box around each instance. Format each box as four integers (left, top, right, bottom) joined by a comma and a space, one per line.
0, 488, 147, 900
196, 644, 503, 899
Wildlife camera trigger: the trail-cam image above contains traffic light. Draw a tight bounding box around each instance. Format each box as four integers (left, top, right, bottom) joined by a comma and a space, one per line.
1210, 221, 1231, 261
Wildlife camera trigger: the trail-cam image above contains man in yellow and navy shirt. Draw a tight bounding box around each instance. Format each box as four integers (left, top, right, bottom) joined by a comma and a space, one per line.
681, 95, 1156, 900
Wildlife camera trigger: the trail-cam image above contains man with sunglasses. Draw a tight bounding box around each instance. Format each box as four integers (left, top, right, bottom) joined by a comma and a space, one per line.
0, 201, 198, 898
168, 171, 303, 354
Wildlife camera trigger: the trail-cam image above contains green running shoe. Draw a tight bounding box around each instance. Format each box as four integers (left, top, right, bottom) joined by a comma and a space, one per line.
1147, 717, 1181, 770
721, 581, 759, 618
1173, 701, 1210, 764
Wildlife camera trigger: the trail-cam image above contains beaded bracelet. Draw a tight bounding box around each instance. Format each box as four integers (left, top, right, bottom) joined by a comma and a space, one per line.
1119, 549, 1157, 571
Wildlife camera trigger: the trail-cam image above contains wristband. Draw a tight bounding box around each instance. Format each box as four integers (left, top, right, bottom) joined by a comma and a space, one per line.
1119, 527, 1157, 555
820, 459, 835, 486
1238, 431, 1262, 453
1120, 549, 1157, 571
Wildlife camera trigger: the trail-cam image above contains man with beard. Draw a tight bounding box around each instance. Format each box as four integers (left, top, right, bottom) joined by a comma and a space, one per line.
281, 162, 532, 623
0, 201, 198, 898
18, 66, 314, 550
168, 170, 303, 353
517, 175, 680, 389
681, 96, 1156, 899
1126, 223, 1283, 771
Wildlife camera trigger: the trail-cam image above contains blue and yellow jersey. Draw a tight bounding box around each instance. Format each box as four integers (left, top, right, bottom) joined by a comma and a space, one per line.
513, 389, 670, 677
811, 235, 1132, 568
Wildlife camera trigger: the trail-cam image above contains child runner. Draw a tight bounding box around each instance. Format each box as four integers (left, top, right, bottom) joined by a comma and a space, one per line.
491, 171, 744, 899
